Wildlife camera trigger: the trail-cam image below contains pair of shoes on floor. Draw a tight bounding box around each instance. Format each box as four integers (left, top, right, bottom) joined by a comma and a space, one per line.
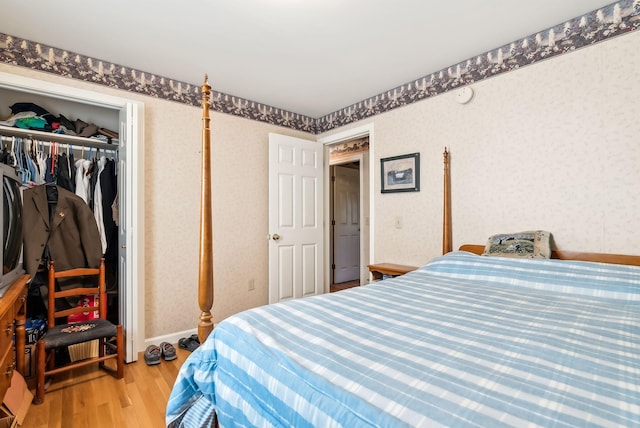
144, 342, 177, 365
178, 334, 200, 352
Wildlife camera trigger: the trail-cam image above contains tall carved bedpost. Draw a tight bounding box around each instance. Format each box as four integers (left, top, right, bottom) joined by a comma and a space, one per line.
443, 147, 452, 254
198, 75, 214, 343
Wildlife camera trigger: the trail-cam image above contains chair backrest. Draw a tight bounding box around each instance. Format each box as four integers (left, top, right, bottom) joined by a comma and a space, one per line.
47, 258, 107, 329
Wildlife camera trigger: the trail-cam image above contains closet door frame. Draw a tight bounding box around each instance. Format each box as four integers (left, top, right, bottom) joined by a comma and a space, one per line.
0, 71, 144, 363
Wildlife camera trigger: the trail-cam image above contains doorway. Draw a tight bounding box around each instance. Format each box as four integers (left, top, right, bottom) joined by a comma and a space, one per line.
320, 123, 375, 293
321, 125, 372, 293
330, 162, 361, 292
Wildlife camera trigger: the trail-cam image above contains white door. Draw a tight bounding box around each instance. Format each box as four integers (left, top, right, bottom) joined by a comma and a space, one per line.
333, 165, 360, 283
269, 133, 324, 304
118, 107, 128, 357
118, 103, 141, 363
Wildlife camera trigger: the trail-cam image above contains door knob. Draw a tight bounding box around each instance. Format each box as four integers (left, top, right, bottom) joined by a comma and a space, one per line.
272, 233, 281, 241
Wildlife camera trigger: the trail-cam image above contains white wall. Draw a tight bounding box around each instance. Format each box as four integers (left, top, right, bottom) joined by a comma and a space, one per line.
320, 30, 640, 267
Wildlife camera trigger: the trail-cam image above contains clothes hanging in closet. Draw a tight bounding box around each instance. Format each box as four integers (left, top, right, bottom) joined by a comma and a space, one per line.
22, 184, 102, 286
96, 157, 118, 293
94, 157, 106, 253
8, 137, 118, 257
2, 129, 120, 320
56, 152, 75, 193
2, 135, 119, 280
74, 158, 92, 203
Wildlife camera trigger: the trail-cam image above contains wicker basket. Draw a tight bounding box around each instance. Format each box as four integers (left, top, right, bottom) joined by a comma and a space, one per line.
68, 340, 99, 362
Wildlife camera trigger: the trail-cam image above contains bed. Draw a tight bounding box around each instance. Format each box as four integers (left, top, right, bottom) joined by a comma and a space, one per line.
166, 78, 640, 427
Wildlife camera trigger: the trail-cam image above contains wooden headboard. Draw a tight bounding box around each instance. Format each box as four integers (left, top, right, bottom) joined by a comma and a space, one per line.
458, 244, 640, 267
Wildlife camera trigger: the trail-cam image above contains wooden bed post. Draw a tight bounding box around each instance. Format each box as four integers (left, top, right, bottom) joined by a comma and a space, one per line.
442, 147, 452, 254
198, 75, 214, 343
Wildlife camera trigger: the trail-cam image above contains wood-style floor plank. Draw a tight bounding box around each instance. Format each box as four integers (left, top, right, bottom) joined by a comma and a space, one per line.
21, 345, 190, 428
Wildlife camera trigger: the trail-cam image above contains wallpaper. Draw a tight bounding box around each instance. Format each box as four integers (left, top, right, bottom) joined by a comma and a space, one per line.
353, 29, 640, 267
1, 1, 638, 134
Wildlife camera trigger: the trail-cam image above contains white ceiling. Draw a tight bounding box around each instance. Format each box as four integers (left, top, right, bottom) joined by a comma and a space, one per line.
0, 0, 615, 118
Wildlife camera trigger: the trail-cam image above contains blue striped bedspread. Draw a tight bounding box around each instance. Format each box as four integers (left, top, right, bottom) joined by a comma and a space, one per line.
166, 251, 640, 427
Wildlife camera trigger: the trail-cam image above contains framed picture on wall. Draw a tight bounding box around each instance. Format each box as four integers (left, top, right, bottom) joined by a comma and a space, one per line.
380, 152, 420, 193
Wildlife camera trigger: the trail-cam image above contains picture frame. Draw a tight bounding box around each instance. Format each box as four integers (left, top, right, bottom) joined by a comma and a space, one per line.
380, 152, 420, 193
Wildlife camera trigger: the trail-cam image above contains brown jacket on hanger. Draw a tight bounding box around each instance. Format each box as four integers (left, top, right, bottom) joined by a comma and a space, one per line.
23, 185, 102, 281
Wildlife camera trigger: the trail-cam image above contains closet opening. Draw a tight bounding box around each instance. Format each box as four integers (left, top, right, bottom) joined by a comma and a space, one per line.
0, 72, 144, 363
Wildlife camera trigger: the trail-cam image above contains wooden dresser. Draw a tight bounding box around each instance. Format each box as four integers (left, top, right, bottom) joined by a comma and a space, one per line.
0, 275, 28, 401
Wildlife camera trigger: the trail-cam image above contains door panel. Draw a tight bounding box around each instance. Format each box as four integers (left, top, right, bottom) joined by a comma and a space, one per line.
117, 108, 128, 358
269, 133, 324, 303
333, 165, 360, 283
279, 175, 294, 227
278, 245, 295, 300
302, 176, 318, 227
302, 244, 318, 296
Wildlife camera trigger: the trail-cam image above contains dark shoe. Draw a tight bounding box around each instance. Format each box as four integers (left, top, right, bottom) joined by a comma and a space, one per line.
144, 344, 161, 365
160, 342, 177, 361
178, 336, 200, 352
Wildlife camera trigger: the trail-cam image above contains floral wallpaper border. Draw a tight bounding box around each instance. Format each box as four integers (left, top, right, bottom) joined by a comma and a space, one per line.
1, 1, 638, 135
329, 137, 370, 161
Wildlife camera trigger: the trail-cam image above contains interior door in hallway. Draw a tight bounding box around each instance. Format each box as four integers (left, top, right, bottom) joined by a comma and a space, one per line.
268, 133, 324, 304
333, 165, 360, 283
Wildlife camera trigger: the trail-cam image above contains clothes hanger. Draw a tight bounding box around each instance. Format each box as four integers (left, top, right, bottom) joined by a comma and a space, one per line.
15, 137, 29, 184
10, 137, 17, 167
44, 140, 58, 200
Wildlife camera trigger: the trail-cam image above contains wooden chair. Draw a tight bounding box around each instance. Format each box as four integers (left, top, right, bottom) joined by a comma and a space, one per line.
33, 258, 124, 404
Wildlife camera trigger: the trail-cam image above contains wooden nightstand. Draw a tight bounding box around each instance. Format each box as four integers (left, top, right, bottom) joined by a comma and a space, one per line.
367, 263, 418, 281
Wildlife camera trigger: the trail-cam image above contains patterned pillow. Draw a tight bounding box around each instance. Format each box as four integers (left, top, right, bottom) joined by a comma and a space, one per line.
482, 230, 552, 259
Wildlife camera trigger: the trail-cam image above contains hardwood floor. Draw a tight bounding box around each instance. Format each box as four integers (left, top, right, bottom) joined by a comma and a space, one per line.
22, 280, 359, 427
22, 346, 190, 428
330, 279, 359, 293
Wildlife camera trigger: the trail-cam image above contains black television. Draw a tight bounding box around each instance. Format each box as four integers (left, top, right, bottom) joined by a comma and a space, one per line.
0, 162, 24, 297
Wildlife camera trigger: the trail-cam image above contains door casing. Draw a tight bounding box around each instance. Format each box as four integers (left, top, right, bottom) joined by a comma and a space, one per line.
319, 123, 375, 290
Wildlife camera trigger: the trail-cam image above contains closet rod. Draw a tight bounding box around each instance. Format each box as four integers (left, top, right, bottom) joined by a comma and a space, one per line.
0, 135, 117, 155
0, 125, 118, 151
